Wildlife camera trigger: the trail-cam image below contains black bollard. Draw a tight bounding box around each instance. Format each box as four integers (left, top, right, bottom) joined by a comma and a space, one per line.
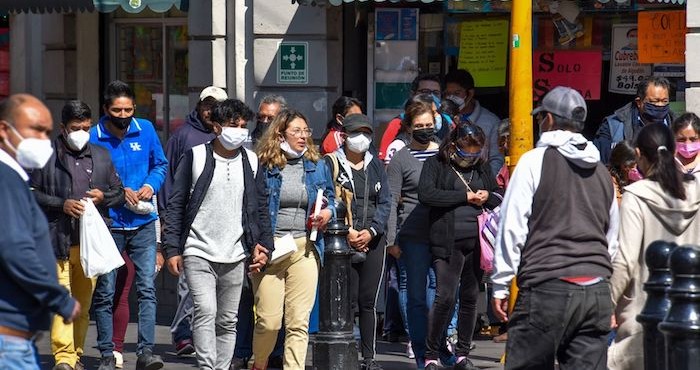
636, 240, 677, 370
312, 217, 358, 370
658, 244, 700, 370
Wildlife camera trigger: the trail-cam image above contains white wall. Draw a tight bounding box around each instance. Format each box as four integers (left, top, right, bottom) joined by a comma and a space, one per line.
687, 0, 699, 115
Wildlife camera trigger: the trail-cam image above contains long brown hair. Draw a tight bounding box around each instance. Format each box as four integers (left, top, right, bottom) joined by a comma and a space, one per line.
256, 109, 321, 169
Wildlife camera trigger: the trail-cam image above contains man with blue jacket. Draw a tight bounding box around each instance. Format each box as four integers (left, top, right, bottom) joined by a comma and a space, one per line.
90, 81, 168, 370
593, 76, 675, 164
0, 94, 80, 370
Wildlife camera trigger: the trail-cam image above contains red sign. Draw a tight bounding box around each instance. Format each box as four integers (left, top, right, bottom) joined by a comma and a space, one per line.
533, 50, 602, 101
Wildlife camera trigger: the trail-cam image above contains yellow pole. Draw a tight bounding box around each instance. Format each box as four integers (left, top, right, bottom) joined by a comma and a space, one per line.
508, 0, 534, 168
501, 0, 532, 364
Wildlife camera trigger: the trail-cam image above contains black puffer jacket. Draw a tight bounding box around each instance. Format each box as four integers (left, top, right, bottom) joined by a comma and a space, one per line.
30, 137, 125, 260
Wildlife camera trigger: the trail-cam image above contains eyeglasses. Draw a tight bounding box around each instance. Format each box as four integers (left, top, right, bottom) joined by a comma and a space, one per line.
286, 128, 313, 138
416, 88, 442, 97
257, 113, 275, 123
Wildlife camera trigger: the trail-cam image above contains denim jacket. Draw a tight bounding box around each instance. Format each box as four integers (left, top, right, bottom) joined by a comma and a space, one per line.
263, 157, 336, 265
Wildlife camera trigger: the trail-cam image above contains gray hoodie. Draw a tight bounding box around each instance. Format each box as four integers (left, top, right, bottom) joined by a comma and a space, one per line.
609, 176, 700, 370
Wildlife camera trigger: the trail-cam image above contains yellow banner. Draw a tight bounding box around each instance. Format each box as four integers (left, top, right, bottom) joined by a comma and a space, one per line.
458, 19, 509, 87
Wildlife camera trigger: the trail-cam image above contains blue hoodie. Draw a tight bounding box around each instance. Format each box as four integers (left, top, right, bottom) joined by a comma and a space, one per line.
90, 116, 168, 229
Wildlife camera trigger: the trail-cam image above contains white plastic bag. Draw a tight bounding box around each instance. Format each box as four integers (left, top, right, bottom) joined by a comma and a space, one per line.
80, 199, 125, 278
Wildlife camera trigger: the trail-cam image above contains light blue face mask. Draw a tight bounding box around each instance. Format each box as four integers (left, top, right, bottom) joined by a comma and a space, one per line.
435, 114, 443, 132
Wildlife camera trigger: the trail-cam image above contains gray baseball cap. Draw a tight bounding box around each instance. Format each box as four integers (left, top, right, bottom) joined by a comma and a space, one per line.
532, 86, 587, 122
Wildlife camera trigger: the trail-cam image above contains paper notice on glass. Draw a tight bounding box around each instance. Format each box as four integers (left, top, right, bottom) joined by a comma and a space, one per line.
609, 23, 652, 95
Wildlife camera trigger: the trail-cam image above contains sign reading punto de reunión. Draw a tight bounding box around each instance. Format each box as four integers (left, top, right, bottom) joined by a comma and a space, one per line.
277, 42, 308, 84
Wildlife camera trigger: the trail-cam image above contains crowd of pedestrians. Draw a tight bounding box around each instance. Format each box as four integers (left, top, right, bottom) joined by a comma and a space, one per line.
1, 72, 698, 370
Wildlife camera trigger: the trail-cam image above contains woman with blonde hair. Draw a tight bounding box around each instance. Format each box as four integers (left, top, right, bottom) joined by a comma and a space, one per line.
251, 109, 335, 370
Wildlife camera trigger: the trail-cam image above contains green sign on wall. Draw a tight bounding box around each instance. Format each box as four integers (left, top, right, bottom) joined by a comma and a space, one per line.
277, 42, 308, 85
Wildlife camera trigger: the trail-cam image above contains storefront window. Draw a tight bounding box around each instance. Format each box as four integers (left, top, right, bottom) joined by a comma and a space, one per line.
0, 12, 10, 100
114, 19, 188, 143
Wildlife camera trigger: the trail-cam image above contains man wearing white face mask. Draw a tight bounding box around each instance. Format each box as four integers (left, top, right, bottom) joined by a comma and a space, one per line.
0, 94, 81, 370
163, 99, 273, 370
30, 101, 125, 370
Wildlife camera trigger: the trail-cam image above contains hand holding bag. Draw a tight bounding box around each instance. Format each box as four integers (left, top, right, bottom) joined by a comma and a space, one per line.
80, 198, 125, 278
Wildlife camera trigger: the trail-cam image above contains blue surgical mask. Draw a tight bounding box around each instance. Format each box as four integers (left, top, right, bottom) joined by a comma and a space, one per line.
642, 102, 670, 124
435, 114, 443, 132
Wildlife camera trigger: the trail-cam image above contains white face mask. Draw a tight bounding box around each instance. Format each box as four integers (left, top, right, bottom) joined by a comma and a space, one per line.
218, 127, 249, 151
66, 130, 91, 151
446, 95, 466, 111
280, 140, 307, 159
4, 123, 54, 169
345, 133, 372, 154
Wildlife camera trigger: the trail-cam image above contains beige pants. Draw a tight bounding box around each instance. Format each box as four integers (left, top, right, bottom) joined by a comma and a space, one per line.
252, 237, 319, 370
608, 331, 643, 370
51, 246, 96, 367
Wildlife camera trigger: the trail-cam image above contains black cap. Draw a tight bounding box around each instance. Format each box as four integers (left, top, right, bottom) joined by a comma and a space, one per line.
342, 113, 373, 133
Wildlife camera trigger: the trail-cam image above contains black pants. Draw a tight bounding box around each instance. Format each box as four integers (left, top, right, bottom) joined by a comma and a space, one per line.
426, 237, 481, 360
505, 279, 612, 370
349, 235, 387, 359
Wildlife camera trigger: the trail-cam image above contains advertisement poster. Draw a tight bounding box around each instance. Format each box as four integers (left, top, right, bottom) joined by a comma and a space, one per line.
609, 24, 652, 95
457, 19, 509, 87
638, 10, 686, 64
376, 9, 418, 41
533, 50, 602, 101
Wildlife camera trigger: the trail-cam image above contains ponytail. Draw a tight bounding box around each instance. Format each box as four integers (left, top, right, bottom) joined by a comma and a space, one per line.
649, 146, 686, 200
637, 123, 688, 200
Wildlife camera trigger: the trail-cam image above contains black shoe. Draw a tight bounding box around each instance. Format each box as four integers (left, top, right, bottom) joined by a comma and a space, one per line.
52, 364, 73, 370
360, 359, 384, 370
136, 349, 164, 370
230, 357, 249, 370
97, 357, 116, 370
267, 355, 283, 368
425, 362, 440, 370
453, 358, 478, 370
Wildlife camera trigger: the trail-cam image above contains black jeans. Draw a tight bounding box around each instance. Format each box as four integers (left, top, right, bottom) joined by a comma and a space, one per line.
505, 279, 612, 370
426, 237, 481, 360
349, 235, 387, 359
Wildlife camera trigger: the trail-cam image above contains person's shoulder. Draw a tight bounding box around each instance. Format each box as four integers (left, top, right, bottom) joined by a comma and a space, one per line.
0, 161, 27, 190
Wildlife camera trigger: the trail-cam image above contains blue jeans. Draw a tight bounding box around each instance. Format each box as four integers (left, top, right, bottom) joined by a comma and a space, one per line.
0, 335, 40, 370
93, 222, 157, 357
400, 237, 436, 363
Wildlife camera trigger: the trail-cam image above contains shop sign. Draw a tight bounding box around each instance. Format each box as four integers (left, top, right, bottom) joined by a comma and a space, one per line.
638, 10, 686, 64
277, 42, 308, 85
457, 19, 509, 88
533, 50, 602, 101
609, 24, 652, 95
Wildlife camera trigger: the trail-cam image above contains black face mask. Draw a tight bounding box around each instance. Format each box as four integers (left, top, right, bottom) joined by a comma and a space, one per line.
110, 116, 132, 130
412, 128, 434, 145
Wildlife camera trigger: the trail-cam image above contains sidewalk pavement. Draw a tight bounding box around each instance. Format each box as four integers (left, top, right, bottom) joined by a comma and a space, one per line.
37, 323, 506, 369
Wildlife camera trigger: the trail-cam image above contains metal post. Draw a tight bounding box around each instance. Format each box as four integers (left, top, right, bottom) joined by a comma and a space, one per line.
312, 216, 358, 370
508, 0, 534, 169
636, 240, 677, 370
658, 244, 700, 370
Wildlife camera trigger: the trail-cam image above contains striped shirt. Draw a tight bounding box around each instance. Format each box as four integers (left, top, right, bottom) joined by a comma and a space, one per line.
410, 148, 439, 162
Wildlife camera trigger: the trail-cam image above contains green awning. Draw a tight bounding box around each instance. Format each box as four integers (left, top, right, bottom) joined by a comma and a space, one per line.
93, 0, 188, 13
0, 0, 188, 13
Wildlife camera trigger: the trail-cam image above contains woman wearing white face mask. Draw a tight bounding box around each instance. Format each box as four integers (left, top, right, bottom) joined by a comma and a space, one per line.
252, 109, 335, 370
30, 100, 126, 370
163, 99, 274, 370
324, 113, 392, 370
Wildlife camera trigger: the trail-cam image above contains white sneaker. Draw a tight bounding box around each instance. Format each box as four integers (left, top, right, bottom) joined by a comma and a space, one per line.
406, 341, 415, 359
113, 351, 123, 369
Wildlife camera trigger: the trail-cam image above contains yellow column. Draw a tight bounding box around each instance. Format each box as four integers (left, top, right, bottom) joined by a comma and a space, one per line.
500, 1, 532, 363
508, 0, 534, 168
